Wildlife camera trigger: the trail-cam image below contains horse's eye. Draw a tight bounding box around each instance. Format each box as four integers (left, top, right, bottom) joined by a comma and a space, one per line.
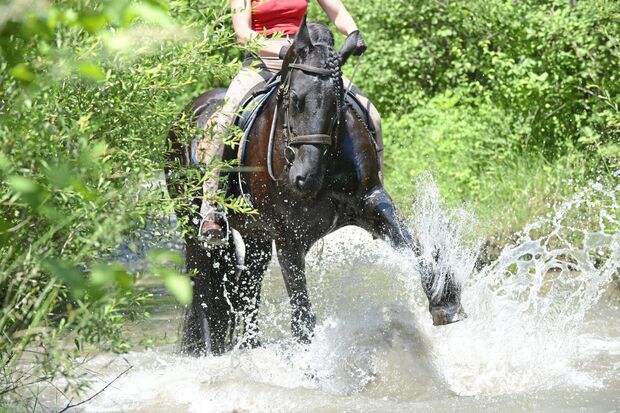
291, 92, 305, 111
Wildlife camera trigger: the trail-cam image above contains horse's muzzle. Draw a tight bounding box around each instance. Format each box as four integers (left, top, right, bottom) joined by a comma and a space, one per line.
429, 303, 468, 326
292, 172, 323, 197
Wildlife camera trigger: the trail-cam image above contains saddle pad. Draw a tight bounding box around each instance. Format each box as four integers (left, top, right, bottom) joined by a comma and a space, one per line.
236, 77, 281, 164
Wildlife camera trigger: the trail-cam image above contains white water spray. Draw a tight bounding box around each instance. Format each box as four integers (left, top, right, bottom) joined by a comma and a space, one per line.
38, 176, 620, 412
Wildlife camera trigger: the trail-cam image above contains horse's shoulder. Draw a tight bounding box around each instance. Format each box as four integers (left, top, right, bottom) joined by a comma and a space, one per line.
342, 103, 378, 153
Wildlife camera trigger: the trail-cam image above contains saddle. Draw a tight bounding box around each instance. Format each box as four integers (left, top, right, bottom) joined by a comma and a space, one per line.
234, 75, 377, 165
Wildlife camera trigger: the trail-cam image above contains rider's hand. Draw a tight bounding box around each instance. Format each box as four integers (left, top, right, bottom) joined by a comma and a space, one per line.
344, 30, 367, 56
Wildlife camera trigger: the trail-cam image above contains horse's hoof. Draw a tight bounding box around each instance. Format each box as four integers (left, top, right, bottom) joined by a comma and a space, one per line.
430, 304, 467, 326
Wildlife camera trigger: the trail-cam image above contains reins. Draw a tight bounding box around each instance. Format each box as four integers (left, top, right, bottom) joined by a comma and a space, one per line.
345, 52, 363, 96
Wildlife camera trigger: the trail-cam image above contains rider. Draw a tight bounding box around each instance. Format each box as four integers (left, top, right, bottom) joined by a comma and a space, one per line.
196, 0, 382, 242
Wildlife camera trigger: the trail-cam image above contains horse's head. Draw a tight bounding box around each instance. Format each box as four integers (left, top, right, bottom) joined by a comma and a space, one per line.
279, 19, 344, 197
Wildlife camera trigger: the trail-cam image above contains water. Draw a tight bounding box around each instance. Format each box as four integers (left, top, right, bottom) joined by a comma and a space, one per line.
38, 179, 620, 412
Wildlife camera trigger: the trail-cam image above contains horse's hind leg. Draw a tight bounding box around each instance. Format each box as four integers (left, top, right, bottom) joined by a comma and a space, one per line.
275, 243, 315, 344
236, 237, 272, 348
181, 238, 237, 356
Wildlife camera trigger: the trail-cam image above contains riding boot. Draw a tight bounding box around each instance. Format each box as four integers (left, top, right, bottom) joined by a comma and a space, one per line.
195, 121, 228, 246
198, 200, 228, 246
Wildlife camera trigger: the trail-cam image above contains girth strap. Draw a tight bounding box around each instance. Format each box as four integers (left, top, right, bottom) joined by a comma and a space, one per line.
288, 134, 333, 146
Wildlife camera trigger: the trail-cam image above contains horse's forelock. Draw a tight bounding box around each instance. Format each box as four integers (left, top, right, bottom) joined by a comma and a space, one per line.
307, 22, 334, 47
288, 21, 343, 102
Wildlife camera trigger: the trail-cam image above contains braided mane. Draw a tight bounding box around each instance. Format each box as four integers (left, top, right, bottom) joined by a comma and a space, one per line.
306, 22, 343, 103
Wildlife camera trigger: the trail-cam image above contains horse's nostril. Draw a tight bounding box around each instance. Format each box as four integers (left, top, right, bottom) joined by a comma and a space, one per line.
295, 175, 306, 190
293, 173, 322, 196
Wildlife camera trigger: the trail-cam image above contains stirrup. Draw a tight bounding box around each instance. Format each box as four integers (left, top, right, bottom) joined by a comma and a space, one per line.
197, 210, 230, 247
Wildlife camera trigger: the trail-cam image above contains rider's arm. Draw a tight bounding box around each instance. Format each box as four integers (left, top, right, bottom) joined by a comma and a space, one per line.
316, 0, 359, 35
230, 0, 282, 57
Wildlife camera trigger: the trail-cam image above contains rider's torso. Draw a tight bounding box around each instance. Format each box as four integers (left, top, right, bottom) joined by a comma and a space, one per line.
251, 0, 307, 36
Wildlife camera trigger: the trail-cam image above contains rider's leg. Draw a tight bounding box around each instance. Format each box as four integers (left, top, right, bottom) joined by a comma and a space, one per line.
196, 37, 291, 240
341, 76, 384, 183
196, 67, 267, 240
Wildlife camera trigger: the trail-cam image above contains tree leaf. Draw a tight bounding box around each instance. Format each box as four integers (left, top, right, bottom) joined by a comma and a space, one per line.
79, 13, 108, 34
77, 62, 105, 81
6, 175, 46, 209
43, 258, 87, 298
163, 272, 192, 305
148, 248, 183, 266
10, 64, 35, 82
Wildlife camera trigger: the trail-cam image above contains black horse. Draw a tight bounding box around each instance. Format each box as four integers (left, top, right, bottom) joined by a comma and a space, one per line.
165, 20, 467, 355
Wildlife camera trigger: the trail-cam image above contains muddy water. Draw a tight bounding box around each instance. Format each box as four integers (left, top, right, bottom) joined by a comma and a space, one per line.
45, 180, 620, 412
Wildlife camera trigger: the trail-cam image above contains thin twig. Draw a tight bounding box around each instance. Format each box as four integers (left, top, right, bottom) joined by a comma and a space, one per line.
57, 366, 133, 412
544, 102, 567, 120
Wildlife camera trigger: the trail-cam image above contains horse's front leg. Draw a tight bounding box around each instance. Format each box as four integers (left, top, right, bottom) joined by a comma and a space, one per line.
359, 186, 418, 251
358, 186, 467, 326
275, 241, 316, 344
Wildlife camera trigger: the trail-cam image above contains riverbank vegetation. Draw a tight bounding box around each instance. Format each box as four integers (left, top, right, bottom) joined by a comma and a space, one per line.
1, 0, 618, 408
327, 0, 619, 241
0, 0, 239, 404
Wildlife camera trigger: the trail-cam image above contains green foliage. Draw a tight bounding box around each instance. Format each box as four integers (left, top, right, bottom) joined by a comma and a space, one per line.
0, 0, 242, 400
148, 248, 191, 304
311, 0, 618, 243
341, 0, 619, 159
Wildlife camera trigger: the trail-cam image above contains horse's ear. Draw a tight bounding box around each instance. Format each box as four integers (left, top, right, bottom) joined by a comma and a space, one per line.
295, 15, 312, 52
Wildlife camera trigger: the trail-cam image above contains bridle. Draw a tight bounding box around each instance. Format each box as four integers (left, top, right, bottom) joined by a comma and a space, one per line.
281, 62, 342, 147
267, 57, 343, 181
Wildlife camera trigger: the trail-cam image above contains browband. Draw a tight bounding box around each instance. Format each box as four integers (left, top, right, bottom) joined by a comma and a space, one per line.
288, 63, 333, 76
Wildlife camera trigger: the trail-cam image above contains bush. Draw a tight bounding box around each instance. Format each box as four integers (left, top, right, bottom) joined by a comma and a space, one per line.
0, 0, 241, 401
317, 0, 619, 243
343, 0, 619, 161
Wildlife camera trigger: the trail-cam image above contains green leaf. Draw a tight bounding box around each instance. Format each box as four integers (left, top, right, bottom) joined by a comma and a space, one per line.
104, 0, 132, 26
130, 2, 173, 27
91, 262, 133, 290
0, 217, 10, 247
45, 164, 72, 188
148, 248, 184, 266
577, 126, 599, 145
598, 143, 620, 159
6, 175, 46, 208
0, 152, 11, 172
77, 62, 106, 81
38, 205, 64, 223
162, 271, 192, 305
10, 64, 35, 82
43, 258, 87, 298
79, 13, 108, 33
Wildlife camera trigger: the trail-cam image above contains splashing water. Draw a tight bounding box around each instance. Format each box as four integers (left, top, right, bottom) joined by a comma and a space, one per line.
37, 177, 619, 412
408, 178, 619, 397
408, 173, 481, 301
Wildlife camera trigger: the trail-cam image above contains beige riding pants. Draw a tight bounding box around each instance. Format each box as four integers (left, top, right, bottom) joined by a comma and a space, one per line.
198, 38, 383, 217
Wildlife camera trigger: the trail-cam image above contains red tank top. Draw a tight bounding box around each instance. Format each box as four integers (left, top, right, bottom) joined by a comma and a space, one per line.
251, 0, 308, 36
